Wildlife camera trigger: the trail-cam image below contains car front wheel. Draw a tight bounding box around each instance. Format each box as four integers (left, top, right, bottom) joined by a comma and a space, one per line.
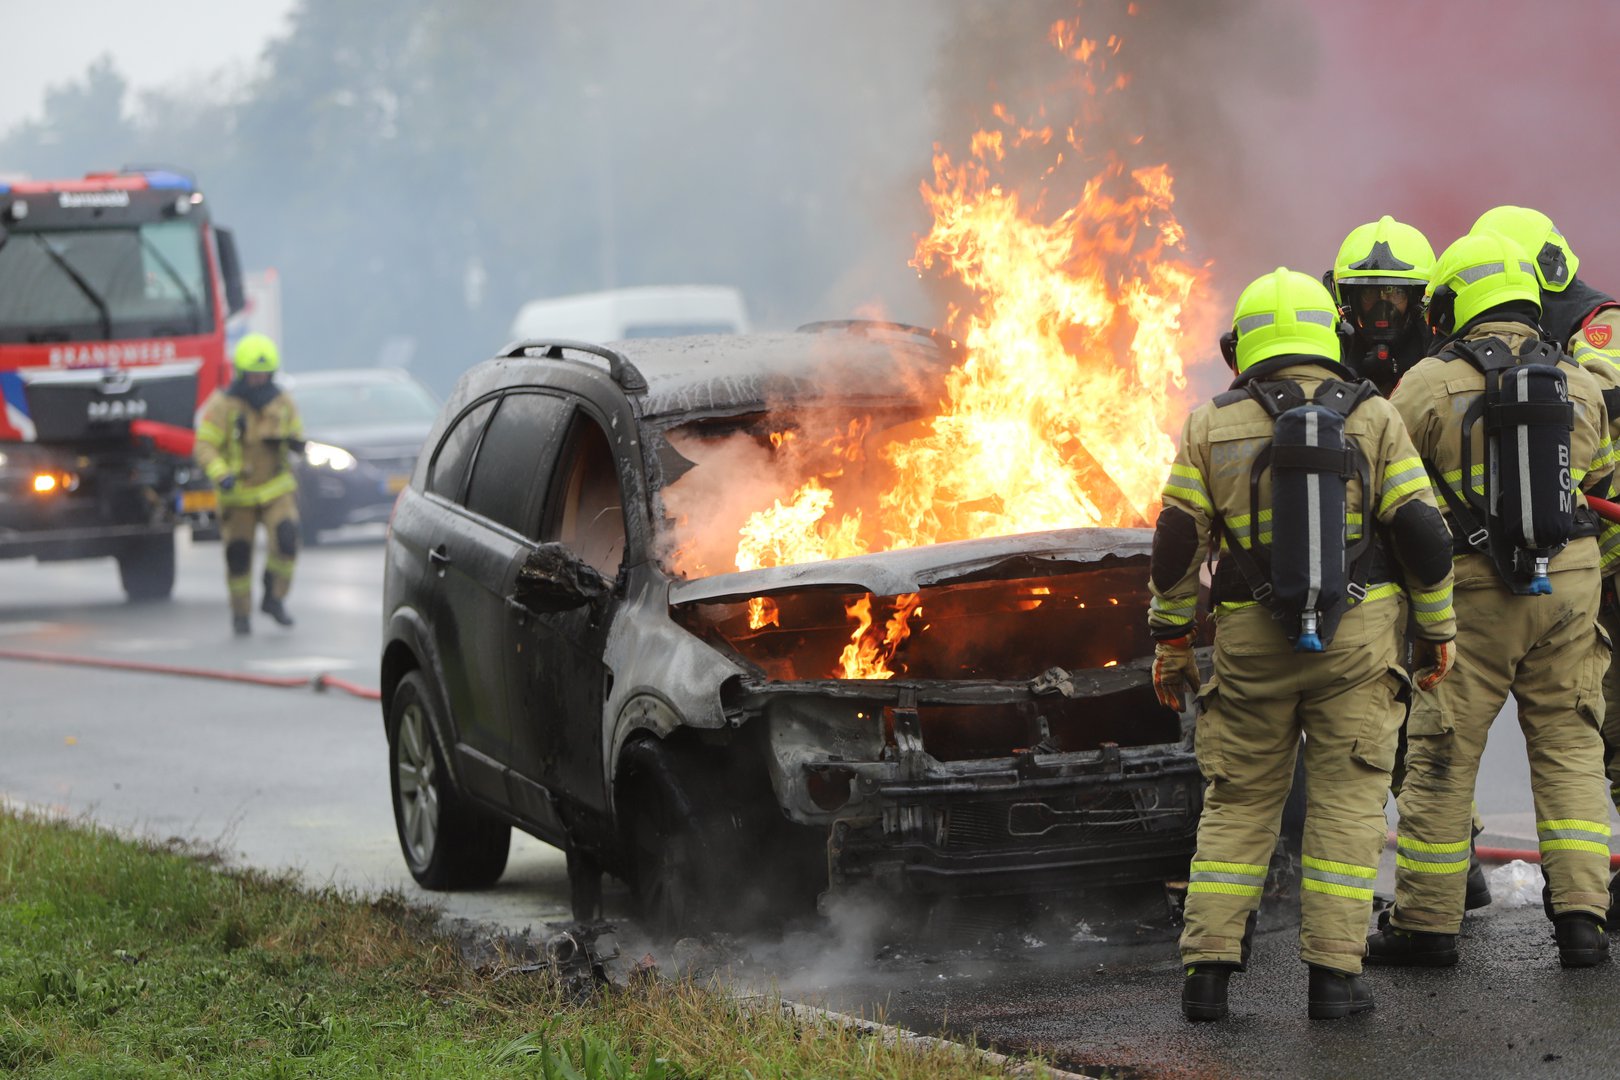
389, 671, 510, 889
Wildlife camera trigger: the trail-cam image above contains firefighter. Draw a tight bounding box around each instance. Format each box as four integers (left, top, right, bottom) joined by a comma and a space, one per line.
194, 333, 303, 635
1326, 215, 1436, 397
1369, 230, 1614, 968
1151, 268, 1456, 1021
1324, 217, 1492, 911
1472, 207, 1620, 877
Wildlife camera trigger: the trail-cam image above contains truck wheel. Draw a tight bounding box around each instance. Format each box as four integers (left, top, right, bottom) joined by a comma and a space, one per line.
117, 533, 176, 602
389, 671, 509, 889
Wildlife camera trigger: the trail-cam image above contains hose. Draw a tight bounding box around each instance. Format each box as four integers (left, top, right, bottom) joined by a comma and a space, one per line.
0, 647, 380, 701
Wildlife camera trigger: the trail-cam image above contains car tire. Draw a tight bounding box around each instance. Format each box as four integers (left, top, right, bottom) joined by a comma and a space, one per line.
117, 532, 176, 602
389, 671, 510, 889
620, 740, 745, 938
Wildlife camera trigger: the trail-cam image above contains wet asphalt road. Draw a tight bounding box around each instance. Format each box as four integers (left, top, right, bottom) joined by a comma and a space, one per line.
3, 532, 1618, 1077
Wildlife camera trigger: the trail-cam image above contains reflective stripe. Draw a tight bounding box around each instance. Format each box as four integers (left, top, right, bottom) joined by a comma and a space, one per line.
1449, 259, 1535, 286
1150, 593, 1195, 627
1538, 819, 1611, 856
196, 420, 226, 447
1221, 508, 1363, 551
227, 577, 252, 595
1235, 313, 1275, 334
1380, 457, 1430, 515
1164, 464, 1212, 512
1409, 584, 1454, 625
1440, 463, 1486, 498
1396, 834, 1470, 874
1295, 309, 1337, 327
1301, 855, 1377, 901
220, 471, 297, 507
1572, 342, 1620, 371
205, 458, 232, 482
264, 555, 295, 576
1361, 582, 1402, 603
1600, 524, 1620, 570
1188, 860, 1267, 895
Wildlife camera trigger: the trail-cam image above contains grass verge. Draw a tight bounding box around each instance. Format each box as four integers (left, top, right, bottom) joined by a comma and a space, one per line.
0, 809, 1045, 1078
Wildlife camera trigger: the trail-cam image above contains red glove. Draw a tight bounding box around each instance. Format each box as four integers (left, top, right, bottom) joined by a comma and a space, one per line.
1152, 634, 1200, 710
1412, 638, 1456, 692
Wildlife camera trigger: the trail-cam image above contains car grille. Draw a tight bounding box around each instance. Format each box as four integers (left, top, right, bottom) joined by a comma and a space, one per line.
944, 790, 1156, 850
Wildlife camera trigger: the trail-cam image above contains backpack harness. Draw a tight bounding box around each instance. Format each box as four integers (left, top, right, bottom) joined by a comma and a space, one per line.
1423, 336, 1584, 595
1211, 377, 1379, 652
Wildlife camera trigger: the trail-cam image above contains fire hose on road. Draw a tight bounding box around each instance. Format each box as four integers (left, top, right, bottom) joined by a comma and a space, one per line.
0, 646, 380, 701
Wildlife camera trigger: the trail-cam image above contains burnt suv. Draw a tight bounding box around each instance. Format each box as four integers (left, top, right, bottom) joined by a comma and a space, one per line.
380, 323, 1202, 932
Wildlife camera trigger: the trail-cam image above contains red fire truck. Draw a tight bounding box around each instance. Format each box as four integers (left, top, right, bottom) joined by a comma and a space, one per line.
0, 168, 245, 600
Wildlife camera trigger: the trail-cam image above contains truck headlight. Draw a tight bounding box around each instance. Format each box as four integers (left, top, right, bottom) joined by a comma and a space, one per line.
304, 441, 356, 471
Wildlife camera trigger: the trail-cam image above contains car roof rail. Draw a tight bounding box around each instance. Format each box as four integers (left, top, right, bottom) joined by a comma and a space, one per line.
796, 319, 962, 359
496, 339, 649, 393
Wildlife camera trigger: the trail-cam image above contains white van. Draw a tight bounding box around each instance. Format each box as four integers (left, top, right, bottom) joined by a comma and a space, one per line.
508, 285, 751, 344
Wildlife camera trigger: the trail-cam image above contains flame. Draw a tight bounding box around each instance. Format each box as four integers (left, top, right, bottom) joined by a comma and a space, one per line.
838, 592, 921, 680
714, 11, 1210, 679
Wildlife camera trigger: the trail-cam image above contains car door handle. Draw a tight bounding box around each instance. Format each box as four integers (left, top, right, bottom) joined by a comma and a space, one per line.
429, 544, 451, 568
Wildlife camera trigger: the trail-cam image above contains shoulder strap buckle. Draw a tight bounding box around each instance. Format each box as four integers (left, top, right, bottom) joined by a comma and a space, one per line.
1346, 581, 1367, 602
1466, 527, 1489, 550
1250, 581, 1274, 603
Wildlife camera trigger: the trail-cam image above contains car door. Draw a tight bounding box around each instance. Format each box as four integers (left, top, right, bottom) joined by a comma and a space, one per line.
505, 403, 625, 824
455, 389, 572, 834
419, 392, 523, 803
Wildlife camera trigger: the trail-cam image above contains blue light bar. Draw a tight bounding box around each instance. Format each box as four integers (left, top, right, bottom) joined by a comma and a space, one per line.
139, 170, 195, 192
0, 182, 9, 194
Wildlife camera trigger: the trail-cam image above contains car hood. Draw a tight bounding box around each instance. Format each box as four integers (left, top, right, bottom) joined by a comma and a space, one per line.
668, 526, 1150, 604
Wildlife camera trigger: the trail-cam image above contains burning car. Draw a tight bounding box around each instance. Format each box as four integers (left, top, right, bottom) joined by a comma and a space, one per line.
380, 323, 1201, 934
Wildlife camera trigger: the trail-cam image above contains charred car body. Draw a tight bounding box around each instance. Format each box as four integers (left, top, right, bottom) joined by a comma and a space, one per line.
380, 324, 1201, 932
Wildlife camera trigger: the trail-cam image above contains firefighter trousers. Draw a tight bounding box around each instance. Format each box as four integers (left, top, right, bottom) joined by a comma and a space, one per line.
1392, 566, 1611, 934
1181, 598, 1406, 975
220, 492, 300, 618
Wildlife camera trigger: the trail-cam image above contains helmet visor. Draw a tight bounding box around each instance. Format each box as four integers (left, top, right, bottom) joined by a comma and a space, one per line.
1342, 283, 1422, 344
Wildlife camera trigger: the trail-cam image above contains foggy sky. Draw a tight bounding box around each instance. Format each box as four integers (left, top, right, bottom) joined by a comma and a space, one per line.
6, 0, 1620, 393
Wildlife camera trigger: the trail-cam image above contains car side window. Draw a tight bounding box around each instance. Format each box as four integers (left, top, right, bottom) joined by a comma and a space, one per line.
542, 411, 628, 577
464, 391, 570, 535
426, 397, 497, 504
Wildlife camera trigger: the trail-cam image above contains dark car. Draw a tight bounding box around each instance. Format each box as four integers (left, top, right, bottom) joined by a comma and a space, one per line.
281, 368, 438, 544
379, 325, 1203, 934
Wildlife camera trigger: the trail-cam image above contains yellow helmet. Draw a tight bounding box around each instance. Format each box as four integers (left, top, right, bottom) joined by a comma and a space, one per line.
233, 332, 281, 374
1329, 215, 1435, 304
1424, 231, 1541, 333
1227, 268, 1343, 372
1470, 205, 1578, 293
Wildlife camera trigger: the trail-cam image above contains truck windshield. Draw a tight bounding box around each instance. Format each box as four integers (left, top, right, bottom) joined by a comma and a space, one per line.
0, 220, 212, 344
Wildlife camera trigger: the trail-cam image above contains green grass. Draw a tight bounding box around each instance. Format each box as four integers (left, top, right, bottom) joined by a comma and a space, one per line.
0, 809, 1041, 1078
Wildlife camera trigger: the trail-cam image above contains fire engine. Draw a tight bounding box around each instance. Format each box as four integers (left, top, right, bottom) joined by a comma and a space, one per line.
0, 168, 246, 599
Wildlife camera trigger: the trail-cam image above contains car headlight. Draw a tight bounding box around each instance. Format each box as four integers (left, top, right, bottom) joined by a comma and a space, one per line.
304, 441, 357, 471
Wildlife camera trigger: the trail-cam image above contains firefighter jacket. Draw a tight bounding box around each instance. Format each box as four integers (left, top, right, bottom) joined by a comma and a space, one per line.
1149, 356, 1456, 644
1388, 319, 1615, 584
1562, 303, 1620, 574
194, 380, 303, 509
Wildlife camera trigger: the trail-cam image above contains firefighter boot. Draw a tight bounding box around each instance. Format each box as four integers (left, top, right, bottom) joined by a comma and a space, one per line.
260, 572, 294, 627
1465, 847, 1491, 911
232, 614, 251, 637
1365, 908, 1459, 967
1553, 912, 1610, 968
1307, 965, 1375, 1020
1181, 963, 1237, 1022
1608, 870, 1619, 923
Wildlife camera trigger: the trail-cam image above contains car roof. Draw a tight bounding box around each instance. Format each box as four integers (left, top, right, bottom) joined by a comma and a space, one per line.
566, 326, 959, 422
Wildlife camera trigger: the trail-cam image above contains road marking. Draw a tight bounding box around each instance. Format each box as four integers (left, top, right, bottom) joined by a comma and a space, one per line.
245, 656, 356, 674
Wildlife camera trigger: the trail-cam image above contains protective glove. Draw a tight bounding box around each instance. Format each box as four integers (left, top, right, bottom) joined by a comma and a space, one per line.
218, 474, 237, 492
1412, 638, 1456, 692
1152, 634, 1200, 711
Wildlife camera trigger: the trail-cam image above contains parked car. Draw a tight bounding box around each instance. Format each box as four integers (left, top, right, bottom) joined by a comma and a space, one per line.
280, 369, 438, 545
379, 324, 1202, 935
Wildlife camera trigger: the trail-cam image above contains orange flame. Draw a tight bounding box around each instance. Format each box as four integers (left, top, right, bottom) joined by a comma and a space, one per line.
714, 12, 1210, 679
